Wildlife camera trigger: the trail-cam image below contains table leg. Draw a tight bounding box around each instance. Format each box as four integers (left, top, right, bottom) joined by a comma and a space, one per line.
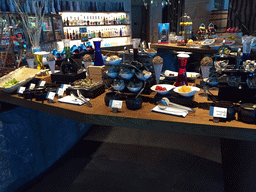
220, 138, 256, 192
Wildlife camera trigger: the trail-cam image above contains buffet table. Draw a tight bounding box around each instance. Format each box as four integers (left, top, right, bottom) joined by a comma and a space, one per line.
0, 86, 256, 192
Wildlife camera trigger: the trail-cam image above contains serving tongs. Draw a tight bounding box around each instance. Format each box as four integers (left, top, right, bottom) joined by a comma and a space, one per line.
157, 97, 195, 112
77, 90, 92, 108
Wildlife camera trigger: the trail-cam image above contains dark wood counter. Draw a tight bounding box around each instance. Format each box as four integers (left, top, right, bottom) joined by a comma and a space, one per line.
0, 88, 255, 141
1, 86, 256, 192
151, 43, 219, 54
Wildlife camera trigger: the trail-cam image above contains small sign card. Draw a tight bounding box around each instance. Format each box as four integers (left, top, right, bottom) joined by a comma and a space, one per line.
29, 83, 36, 90
109, 100, 123, 109
17, 87, 26, 94
56, 88, 64, 97
209, 106, 227, 118
38, 80, 46, 87
46, 92, 56, 102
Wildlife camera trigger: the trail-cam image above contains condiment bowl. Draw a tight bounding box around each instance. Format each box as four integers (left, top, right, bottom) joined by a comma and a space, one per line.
135, 72, 152, 81
150, 84, 175, 95
173, 86, 200, 97
120, 73, 134, 80
127, 85, 142, 92
106, 58, 122, 65
107, 72, 118, 78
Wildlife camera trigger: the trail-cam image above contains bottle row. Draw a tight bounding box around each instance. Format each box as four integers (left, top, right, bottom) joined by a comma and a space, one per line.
63, 14, 129, 27
64, 27, 130, 41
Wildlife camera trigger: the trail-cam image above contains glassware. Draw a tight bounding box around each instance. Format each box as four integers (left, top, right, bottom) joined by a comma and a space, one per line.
132, 38, 141, 61
175, 53, 190, 87
93, 38, 104, 66
242, 36, 255, 61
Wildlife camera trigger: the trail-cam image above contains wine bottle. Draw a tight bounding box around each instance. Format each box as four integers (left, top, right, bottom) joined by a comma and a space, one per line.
60, 44, 79, 75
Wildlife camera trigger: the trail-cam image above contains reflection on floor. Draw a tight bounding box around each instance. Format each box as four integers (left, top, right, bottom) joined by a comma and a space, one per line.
16, 126, 224, 192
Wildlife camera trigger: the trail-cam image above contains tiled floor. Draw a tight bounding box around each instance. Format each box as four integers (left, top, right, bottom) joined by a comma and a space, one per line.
16, 126, 224, 192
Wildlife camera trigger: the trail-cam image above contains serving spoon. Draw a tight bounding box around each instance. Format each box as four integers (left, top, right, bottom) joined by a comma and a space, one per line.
157, 97, 195, 112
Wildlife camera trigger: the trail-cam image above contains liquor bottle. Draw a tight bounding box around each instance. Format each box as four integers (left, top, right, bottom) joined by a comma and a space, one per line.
67, 17, 69, 26
105, 17, 108, 25
70, 16, 73, 26
63, 18, 67, 26
120, 28, 122, 37
84, 16, 87, 25
67, 29, 70, 39
77, 17, 80, 25
60, 41, 79, 75
113, 17, 116, 25
64, 30, 67, 39
87, 16, 90, 25
73, 17, 77, 25
72, 30, 76, 40
75, 30, 79, 40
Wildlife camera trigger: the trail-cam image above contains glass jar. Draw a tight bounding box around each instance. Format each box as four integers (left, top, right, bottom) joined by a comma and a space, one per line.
179, 13, 193, 42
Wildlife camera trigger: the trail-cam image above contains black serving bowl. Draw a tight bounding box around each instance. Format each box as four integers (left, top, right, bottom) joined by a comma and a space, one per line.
126, 95, 143, 110
216, 101, 236, 122
23, 90, 35, 100
35, 90, 47, 101
238, 103, 256, 124
104, 92, 123, 107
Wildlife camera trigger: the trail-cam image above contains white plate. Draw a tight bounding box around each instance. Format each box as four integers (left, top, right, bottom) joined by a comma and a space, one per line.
201, 39, 215, 46
186, 72, 200, 80
150, 84, 175, 95
173, 86, 200, 97
164, 70, 178, 79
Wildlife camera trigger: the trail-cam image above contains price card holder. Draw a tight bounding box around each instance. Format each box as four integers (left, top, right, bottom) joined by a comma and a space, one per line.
46, 92, 56, 103
209, 106, 228, 123
29, 83, 36, 90
38, 80, 46, 87
56, 88, 64, 97
109, 100, 122, 113
17, 87, 26, 96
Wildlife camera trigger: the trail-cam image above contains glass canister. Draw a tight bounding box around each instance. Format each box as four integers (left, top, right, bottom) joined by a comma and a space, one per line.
179, 13, 193, 42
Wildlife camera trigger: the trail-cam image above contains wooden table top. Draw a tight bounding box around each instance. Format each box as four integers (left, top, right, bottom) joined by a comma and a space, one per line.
151, 43, 219, 54
0, 84, 256, 140
1, 85, 256, 141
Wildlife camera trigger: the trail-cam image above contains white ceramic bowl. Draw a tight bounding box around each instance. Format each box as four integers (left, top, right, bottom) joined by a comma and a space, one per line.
106, 58, 122, 65
173, 86, 200, 97
150, 84, 175, 95
120, 73, 134, 80
186, 72, 200, 80
127, 85, 143, 92
135, 72, 152, 81
107, 72, 118, 78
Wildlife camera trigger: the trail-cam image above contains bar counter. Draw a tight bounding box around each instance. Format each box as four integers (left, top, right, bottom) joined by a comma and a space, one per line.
1, 85, 256, 192
151, 43, 219, 54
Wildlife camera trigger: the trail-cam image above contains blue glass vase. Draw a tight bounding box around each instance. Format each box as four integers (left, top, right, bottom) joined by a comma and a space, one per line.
93, 40, 104, 66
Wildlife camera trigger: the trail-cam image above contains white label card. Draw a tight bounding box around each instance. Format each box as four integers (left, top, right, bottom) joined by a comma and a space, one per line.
46, 92, 56, 100
213, 107, 227, 118
61, 84, 71, 91
29, 83, 36, 90
17, 87, 26, 94
57, 88, 64, 96
109, 100, 122, 109
39, 80, 46, 87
